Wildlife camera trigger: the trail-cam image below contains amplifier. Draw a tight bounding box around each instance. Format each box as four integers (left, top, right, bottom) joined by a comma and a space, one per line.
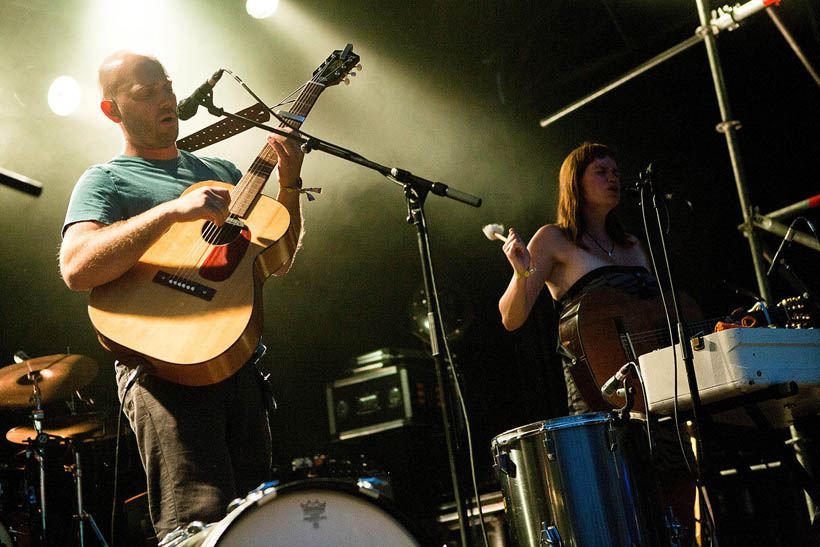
326, 348, 438, 440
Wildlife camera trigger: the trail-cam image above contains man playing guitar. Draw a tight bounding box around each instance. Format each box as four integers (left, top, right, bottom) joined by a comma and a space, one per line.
59, 50, 306, 540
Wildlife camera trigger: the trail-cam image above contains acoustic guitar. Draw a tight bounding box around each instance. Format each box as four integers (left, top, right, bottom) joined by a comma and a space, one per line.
558, 285, 706, 413
88, 46, 361, 386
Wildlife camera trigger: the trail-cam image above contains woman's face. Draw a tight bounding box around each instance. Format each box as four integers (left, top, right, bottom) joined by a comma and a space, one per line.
580, 155, 620, 211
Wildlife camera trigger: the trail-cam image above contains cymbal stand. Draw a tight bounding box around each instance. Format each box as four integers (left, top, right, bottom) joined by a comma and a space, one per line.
67, 440, 108, 547
17, 354, 48, 545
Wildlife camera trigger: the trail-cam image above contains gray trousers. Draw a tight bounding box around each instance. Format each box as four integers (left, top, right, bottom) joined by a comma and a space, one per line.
115, 361, 272, 540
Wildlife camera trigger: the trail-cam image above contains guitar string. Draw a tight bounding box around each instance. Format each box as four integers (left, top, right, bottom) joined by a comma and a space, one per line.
617, 318, 718, 348
167, 85, 315, 284
170, 82, 317, 283
184, 71, 324, 280
621, 301, 805, 350
168, 78, 323, 285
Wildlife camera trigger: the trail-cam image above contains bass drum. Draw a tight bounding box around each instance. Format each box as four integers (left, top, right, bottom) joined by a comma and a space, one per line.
177, 479, 427, 547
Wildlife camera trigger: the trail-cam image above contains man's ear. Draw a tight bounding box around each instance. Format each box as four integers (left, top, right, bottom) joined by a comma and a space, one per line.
101, 100, 121, 123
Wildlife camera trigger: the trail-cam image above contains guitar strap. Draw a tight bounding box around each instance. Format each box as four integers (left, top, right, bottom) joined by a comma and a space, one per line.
176, 103, 271, 152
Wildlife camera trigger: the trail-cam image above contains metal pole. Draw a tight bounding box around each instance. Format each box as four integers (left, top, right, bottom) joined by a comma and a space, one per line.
766, 6, 820, 89
752, 215, 820, 252
539, 34, 705, 128
695, 0, 773, 304
75, 446, 85, 547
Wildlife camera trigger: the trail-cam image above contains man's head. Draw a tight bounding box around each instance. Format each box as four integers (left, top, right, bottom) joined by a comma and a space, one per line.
98, 51, 179, 159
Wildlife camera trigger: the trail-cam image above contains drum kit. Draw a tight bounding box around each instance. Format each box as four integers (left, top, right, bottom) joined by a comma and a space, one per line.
0, 352, 113, 547
0, 353, 683, 546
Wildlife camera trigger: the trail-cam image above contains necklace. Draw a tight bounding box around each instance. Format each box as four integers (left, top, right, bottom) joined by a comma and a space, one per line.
587, 233, 614, 257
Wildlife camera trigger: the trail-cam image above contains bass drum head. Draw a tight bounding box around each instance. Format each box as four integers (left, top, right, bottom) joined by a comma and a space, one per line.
203, 479, 427, 547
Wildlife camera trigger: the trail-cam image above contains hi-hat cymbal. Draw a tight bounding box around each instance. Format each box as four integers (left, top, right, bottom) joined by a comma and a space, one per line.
6, 412, 124, 445
0, 354, 97, 408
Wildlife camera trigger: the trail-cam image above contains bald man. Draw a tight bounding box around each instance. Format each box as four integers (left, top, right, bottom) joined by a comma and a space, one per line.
60, 51, 306, 540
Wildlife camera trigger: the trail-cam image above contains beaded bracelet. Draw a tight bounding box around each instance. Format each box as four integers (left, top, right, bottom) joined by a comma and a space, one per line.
281, 178, 322, 201
514, 266, 536, 278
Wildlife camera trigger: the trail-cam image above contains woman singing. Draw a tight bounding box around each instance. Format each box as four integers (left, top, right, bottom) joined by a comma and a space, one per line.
498, 141, 656, 414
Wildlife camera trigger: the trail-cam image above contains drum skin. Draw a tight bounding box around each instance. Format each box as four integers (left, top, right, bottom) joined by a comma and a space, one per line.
175, 479, 427, 547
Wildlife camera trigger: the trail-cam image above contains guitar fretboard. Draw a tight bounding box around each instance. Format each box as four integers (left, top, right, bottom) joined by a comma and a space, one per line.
230, 80, 325, 218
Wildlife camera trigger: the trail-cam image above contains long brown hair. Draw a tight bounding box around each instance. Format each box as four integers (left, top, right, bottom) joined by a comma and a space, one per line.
556, 142, 628, 248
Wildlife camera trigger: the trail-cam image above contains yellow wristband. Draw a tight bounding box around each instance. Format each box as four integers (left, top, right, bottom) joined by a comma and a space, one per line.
515, 266, 536, 278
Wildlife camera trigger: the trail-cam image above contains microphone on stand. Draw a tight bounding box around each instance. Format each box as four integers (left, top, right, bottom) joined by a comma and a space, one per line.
766, 223, 795, 277
176, 69, 225, 121
601, 362, 634, 397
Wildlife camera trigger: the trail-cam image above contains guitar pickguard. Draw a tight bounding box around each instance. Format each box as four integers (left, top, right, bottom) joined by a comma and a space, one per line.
199, 222, 252, 282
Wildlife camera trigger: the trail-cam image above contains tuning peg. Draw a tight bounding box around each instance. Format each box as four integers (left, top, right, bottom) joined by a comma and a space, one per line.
349, 71, 357, 77
356, 64, 362, 71
343, 77, 350, 85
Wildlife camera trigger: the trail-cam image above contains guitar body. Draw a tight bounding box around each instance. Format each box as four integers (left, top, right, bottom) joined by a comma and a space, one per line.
558, 285, 703, 412
89, 180, 297, 386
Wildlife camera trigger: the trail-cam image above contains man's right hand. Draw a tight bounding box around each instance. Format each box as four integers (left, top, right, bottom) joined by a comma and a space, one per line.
170, 185, 232, 225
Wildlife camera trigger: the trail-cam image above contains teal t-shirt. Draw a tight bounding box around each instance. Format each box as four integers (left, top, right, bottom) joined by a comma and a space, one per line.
62, 150, 242, 237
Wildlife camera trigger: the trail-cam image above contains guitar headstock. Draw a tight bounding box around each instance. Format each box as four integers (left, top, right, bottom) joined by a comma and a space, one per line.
312, 44, 362, 87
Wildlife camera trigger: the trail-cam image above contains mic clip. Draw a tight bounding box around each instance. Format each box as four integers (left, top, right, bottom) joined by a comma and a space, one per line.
625, 163, 655, 197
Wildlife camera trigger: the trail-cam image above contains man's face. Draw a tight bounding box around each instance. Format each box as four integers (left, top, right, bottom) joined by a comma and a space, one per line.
112, 57, 178, 151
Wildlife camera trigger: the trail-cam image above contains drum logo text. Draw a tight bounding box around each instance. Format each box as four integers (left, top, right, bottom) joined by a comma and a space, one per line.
301, 500, 327, 528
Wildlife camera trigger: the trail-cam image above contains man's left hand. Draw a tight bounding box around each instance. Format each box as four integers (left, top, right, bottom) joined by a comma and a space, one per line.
267, 127, 304, 188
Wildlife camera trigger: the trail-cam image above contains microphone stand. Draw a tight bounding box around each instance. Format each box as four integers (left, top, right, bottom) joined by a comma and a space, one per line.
633, 166, 720, 545
193, 95, 482, 545
0, 166, 43, 196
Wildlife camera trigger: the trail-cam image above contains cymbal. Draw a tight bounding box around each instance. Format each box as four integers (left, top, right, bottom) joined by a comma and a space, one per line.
0, 354, 97, 408
6, 412, 124, 445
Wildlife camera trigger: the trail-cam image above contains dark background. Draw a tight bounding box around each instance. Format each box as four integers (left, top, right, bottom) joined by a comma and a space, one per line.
1, 0, 819, 538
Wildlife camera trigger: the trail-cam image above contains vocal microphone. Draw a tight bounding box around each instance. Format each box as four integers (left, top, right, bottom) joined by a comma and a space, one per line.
176, 69, 225, 121
601, 362, 634, 397
766, 223, 795, 277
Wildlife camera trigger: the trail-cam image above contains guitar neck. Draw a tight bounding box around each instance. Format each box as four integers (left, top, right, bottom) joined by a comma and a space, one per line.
230, 80, 326, 218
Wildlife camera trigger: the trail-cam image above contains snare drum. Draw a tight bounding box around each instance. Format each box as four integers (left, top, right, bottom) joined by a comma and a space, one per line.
492, 412, 662, 546
171, 479, 427, 547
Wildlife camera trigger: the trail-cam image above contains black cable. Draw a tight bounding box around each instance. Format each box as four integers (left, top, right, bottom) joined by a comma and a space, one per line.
226, 69, 370, 164
418, 204, 490, 547
110, 365, 141, 546
639, 185, 695, 479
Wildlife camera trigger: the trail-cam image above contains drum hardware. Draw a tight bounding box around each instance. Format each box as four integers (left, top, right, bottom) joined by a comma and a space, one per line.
540, 523, 562, 546
665, 507, 685, 547
158, 521, 211, 546
66, 439, 109, 547
2, 351, 99, 546
6, 414, 116, 547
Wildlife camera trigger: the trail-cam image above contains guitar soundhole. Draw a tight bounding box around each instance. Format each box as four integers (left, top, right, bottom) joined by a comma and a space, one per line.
201, 217, 245, 246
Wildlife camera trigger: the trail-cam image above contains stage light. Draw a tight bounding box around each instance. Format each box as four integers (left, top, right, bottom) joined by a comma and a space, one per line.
246, 0, 279, 19
48, 76, 82, 116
